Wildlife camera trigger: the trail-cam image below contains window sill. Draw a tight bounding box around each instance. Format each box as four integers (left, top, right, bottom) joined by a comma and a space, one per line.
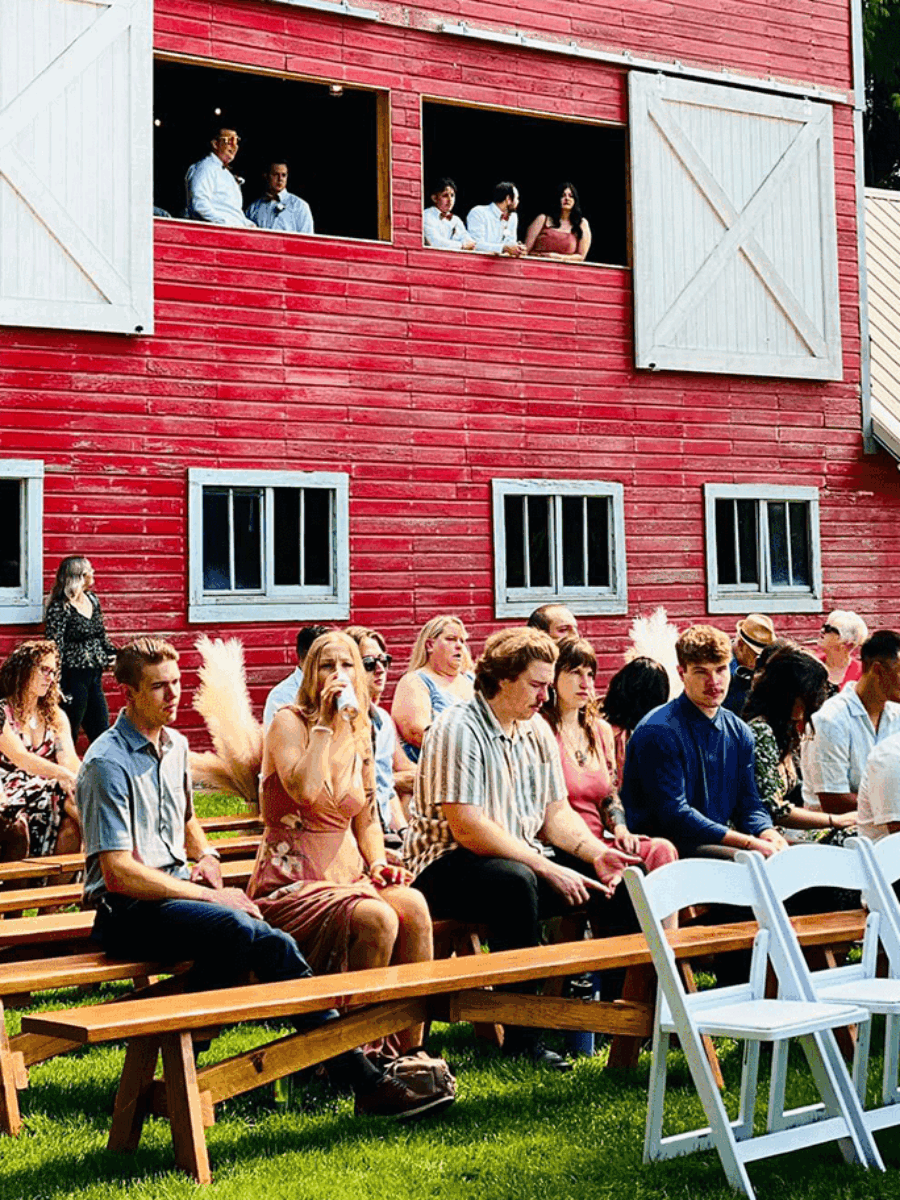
707, 594, 823, 616
189, 597, 350, 624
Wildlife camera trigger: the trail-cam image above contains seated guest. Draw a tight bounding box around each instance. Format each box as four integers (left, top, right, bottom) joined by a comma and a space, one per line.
722, 613, 776, 716
405, 627, 639, 1069
422, 177, 475, 251
346, 625, 414, 837
807, 629, 900, 816
620, 625, 787, 859
466, 182, 527, 257
818, 610, 868, 692
81, 636, 444, 1119
523, 182, 592, 262
743, 644, 857, 838
391, 615, 474, 764
263, 625, 329, 729
0, 641, 81, 859
185, 129, 255, 227
541, 637, 677, 888
856, 729, 900, 840
527, 604, 579, 642
601, 656, 670, 782
248, 632, 437, 1057
246, 161, 314, 234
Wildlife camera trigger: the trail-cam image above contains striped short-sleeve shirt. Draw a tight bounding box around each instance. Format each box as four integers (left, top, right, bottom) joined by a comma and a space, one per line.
403, 693, 568, 877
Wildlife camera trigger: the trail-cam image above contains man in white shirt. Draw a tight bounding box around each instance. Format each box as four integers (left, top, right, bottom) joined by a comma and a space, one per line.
857, 731, 900, 840
466, 182, 526, 257
422, 177, 474, 251
185, 129, 255, 227
263, 625, 329, 729
809, 629, 900, 815
246, 162, 314, 234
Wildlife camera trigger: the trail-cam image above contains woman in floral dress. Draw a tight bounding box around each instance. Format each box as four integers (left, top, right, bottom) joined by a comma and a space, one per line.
0, 641, 81, 859
247, 631, 434, 1053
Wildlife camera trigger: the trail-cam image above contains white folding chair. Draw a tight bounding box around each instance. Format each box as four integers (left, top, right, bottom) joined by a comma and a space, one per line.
741, 842, 900, 1136
624, 858, 882, 1199
850, 834, 900, 1113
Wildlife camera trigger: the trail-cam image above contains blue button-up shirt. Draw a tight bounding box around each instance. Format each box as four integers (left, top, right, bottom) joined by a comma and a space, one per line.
79, 712, 193, 906
246, 190, 314, 234
185, 153, 255, 227
620, 692, 771, 853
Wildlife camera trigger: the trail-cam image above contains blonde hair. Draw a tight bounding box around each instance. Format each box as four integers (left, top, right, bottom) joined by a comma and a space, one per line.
826, 610, 868, 648
297, 632, 371, 732
114, 638, 179, 689
406, 615, 471, 673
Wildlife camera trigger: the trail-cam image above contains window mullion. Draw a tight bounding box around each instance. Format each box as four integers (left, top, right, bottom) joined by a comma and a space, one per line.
298, 489, 306, 588
759, 500, 771, 590
552, 496, 563, 592
523, 499, 531, 590
227, 490, 236, 592
785, 502, 795, 586
732, 499, 741, 584
582, 496, 589, 589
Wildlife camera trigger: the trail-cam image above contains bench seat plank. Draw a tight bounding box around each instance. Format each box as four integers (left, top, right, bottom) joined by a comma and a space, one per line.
21, 911, 867, 1045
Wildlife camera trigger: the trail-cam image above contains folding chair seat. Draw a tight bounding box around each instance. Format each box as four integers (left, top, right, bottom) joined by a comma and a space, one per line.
624, 858, 882, 1200
742, 842, 900, 1136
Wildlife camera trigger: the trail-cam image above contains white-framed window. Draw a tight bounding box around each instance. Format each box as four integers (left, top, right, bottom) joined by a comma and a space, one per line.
0, 461, 44, 625
704, 484, 823, 615
187, 469, 349, 623
491, 479, 628, 618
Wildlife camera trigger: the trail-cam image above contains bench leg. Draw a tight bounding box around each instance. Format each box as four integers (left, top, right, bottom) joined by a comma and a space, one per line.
108, 1036, 160, 1154
606, 964, 652, 1070
160, 1032, 212, 1185
0, 1002, 22, 1137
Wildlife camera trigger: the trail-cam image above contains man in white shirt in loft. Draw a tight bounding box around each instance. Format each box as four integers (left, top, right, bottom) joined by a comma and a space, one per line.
466, 182, 527, 257
246, 161, 315, 234
185, 128, 256, 228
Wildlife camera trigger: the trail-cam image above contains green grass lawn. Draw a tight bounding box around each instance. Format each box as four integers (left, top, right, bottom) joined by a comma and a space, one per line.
1, 794, 897, 1199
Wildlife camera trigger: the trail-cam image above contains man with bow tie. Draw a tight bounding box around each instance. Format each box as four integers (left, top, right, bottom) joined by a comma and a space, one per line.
422, 177, 475, 251
246, 161, 314, 234
467, 182, 527, 257
184, 128, 255, 228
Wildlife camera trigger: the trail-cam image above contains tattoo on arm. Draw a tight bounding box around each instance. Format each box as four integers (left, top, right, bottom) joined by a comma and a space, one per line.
600, 793, 626, 833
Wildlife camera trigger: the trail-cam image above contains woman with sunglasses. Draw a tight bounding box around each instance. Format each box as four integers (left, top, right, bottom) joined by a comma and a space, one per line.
818, 611, 867, 693
0, 640, 81, 859
346, 626, 414, 839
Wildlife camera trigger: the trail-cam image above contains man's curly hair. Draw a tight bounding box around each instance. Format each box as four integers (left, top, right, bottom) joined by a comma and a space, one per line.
675, 625, 732, 668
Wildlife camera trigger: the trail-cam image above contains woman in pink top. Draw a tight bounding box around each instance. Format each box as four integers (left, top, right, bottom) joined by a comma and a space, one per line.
524, 182, 592, 262
541, 638, 676, 890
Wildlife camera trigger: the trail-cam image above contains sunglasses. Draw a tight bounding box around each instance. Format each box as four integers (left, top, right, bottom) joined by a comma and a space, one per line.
821, 624, 840, 636
361, 655, 392, 672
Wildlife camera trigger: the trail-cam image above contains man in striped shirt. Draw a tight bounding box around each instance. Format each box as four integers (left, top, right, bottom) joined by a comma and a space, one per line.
404, 627, 638, 1069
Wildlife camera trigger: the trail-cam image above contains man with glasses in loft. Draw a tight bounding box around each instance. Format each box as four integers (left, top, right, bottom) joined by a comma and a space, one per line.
185, 128, 256, 227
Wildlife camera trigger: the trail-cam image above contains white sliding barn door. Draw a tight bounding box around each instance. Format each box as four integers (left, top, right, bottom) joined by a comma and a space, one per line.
0, 0, 153, 334
629, 74, 842, 380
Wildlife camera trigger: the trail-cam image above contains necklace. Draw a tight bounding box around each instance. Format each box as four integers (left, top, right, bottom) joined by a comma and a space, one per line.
560, 723, 589, 768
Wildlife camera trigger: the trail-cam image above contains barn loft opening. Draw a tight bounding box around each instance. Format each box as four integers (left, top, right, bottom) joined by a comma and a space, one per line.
421, 100, 628, 267
153, 58, 388, 241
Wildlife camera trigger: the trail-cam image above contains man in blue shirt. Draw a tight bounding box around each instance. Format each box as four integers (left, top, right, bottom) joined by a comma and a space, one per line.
621, 625, 787, 859
246, 162, 314, 234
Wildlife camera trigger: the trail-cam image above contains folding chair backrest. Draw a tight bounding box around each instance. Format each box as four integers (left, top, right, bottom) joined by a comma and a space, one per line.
867, 830, 900, 893
738, 848, 875, 1001
849, 836, 900, 973
625, 859, 768, 1013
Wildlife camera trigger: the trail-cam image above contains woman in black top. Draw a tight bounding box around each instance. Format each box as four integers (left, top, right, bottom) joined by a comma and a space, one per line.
44, 556, 115, 743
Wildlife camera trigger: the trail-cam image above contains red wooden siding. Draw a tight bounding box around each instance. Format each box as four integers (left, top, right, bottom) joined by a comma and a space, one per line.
0, 0, 894, 740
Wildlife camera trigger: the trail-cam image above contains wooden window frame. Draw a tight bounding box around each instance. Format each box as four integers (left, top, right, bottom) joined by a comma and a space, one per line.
704, 483, 823, 615
0, 460, 44, 625
187, 468, 349, 624
491, 478, 628, 618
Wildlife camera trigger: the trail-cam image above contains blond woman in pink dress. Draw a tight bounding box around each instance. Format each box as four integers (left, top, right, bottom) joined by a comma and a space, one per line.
541, 638, 677, 892
248, 632, 433, 1053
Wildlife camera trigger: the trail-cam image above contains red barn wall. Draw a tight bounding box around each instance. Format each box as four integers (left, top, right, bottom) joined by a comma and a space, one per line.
1, 0, 896, 739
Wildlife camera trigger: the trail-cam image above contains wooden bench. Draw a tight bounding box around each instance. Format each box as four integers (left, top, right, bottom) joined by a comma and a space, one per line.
21, 908, 868, 1185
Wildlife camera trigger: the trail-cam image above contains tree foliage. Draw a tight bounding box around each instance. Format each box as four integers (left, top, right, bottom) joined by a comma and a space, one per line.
865, 0, 900, 186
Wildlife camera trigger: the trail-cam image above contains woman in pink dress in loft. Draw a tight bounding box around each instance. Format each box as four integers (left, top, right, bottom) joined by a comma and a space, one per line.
524, 181, 592, 263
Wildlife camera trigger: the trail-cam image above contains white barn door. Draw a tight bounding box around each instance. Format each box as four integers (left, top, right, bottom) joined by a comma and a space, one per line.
0, 0, 153, 335
630, 73, 842, 380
